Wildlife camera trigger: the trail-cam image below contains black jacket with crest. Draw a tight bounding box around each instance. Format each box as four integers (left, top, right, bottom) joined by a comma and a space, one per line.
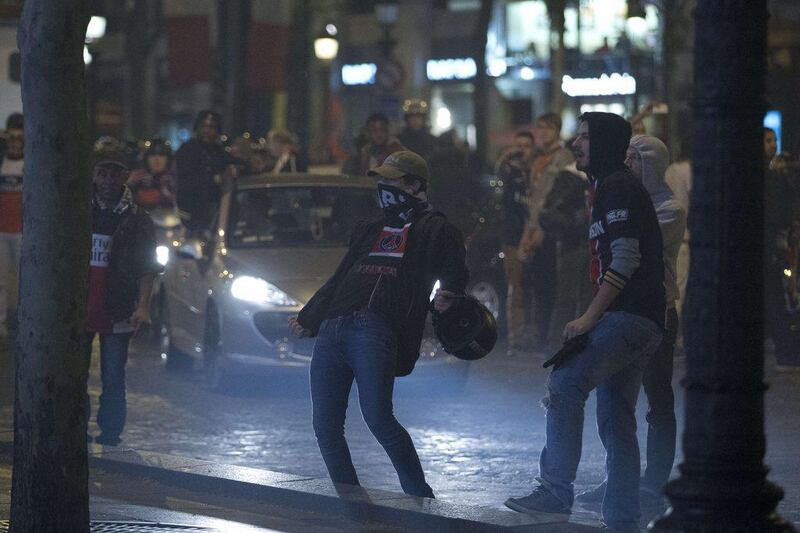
297, 212, 469, 376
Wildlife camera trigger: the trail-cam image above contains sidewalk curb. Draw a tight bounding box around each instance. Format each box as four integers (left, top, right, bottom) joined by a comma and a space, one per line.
0, 434, 598, 531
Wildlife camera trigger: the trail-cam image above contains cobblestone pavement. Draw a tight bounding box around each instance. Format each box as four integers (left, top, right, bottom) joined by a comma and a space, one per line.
1, 336, 799, 528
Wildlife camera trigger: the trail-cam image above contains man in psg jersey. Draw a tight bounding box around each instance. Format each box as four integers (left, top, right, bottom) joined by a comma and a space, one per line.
505, 113, 665, 532
289, 151, 469, 497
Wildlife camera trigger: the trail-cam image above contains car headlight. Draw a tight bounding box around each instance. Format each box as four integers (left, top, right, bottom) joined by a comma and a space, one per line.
230, 275, 299, 306
156, 245, 170, 266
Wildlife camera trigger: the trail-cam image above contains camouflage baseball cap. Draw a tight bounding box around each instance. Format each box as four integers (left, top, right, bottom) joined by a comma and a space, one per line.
367, 150, 430, 182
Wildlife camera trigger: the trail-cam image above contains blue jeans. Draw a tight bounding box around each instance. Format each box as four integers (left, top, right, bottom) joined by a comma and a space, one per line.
85, 332, 132, 438
641, 307, 679, 492
310, 311, 434, 498
537, 311, 662, 529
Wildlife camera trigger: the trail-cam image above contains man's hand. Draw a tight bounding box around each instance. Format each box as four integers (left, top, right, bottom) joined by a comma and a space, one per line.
433, 289, 458, 313
130, 307, 151, 334
563, 313, 599, 340
288, 316, 311, 338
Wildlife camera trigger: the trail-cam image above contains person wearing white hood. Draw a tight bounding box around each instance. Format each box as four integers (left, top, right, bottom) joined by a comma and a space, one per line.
626, 135, 686, 499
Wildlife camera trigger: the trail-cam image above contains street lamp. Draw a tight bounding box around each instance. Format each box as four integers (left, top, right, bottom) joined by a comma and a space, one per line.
626, 0, 648, 37
314, 25, 339, 62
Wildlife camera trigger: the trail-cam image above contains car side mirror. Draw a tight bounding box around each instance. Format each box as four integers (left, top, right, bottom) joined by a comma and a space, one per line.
176, 239, 203, 261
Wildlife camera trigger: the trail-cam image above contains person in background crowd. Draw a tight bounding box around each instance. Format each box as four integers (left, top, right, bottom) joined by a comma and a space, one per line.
577, 134, 687, 511
0, 112, 24, 337
764, 127, 778, 166
427, 129, 477, 236
519, 112, 575, 348
288, 151, 468, 498
506, 113, 664, 533
247, 139, 274, 174
268, 129, 308, 173
86, 148, 161, 446
127, 138, 176, 210
228, 134, 255, 174
341, 128, 369, 176
397, 98, 437, 162
664, 138, 692, 319
175, 110, 236, 234
540, 160, 591, 348
358, 113, 405, 175
122, 137, 143, 172
763, 127, 799, 366
495, 131, 536, 354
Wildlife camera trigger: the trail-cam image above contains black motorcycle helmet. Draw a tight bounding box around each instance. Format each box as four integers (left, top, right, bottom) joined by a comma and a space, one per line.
431, 295, 497, 360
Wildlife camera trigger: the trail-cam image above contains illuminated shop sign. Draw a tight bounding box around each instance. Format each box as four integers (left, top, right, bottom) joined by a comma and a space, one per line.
426, 58, 477, 81
561, 73, 637, 97
341, 63, 377, 86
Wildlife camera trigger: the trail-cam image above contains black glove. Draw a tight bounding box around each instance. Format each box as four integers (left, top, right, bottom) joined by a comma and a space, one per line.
542, 333, 589, 369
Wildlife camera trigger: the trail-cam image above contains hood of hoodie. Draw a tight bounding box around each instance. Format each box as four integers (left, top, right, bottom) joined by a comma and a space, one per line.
582, 112, 631, 181
629, 134, 674, 207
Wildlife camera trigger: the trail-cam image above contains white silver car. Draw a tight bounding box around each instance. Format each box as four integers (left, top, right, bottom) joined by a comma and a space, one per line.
157, 173, 384, 390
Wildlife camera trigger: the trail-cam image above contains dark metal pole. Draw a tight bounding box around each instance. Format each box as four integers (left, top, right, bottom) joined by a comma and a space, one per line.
651, 2, 792, 530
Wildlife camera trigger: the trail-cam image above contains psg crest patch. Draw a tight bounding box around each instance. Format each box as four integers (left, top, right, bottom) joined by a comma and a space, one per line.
370, 223, 412, 258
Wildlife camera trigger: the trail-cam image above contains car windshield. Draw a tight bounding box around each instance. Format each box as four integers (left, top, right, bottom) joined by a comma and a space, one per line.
228, 186, 379, 248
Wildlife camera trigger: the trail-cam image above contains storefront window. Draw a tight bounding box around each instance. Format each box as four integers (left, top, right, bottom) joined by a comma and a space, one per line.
505, 1, 550, 59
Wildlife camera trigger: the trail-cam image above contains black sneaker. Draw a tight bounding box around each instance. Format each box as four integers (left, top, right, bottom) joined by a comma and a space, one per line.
94, 433, 121, 446
505, 486, 571, 515
575, 481, 606, 504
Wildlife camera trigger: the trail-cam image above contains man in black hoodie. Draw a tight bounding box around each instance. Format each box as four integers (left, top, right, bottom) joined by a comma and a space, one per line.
288, 151, 468, 498
505, 113, 664, 532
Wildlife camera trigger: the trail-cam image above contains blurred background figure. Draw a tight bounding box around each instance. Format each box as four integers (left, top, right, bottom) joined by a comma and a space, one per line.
665, 138, 692, 322
519, 112, 575, 349
268, 128, 307, 173
229, 133, 254, 173
358, 113, 404, 175
127, 138, 176, 210
495, 131, 536, 353
764, 127, 800, 366
427, 129, 477, 236
540, 160, 591, 348
247, 138, 274, 174
175, 110, 236, 233
0, 112, 23, 337
398, 98, 437, 162
340, 128, 369, 176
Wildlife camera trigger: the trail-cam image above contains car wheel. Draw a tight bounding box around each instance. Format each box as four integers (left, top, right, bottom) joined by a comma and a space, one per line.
159, 297, 192, 372
203, 304, 232, 393
467, 274, 504, 325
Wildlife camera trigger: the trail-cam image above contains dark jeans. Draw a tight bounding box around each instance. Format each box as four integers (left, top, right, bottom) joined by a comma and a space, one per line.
641, 307, 679, 492
85, 331, 132, 438
310, 311, 434, 498
538, 311, 662, 530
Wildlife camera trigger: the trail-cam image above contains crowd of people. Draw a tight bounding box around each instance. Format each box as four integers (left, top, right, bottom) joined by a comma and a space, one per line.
1, 99, 799, 530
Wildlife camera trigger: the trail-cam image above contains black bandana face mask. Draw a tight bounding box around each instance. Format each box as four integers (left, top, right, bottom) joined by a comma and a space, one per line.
376, 183, 423, 223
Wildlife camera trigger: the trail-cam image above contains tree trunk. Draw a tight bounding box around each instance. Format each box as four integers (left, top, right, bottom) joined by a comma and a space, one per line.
11, 1, 91, 532
472, 0, 492, 172
651, 1, 791, 530
546, 0, 566, 114
287, 0, 311, 155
